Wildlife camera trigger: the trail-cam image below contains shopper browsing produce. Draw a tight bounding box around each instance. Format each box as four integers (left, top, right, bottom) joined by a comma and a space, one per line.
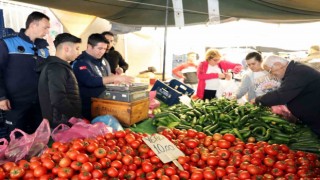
72, 33, 134, 120
38, 33, 82, 128
253, 55, 320, 135
235, 52, 280, 101
0, 11, 50, 136
196, 49, 242, 100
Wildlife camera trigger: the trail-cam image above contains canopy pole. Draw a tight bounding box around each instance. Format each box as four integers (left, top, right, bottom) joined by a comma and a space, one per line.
162, 0, 169, 81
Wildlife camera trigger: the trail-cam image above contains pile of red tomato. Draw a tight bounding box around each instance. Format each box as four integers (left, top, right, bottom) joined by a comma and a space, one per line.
0, 128, 319, 179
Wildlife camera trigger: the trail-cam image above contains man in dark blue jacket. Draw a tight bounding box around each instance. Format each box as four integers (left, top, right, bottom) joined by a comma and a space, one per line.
72, 33, 134, 120
0, 11, 50, 137
254, 55, 320, 136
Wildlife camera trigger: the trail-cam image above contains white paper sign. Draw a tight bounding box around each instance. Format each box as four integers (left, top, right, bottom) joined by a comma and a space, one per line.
142, 134, 185, 163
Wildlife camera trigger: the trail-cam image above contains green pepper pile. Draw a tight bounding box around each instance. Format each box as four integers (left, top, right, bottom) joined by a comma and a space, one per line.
152, 98, 320, 154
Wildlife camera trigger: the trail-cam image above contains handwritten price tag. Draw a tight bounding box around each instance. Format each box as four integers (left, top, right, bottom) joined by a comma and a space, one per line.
142, 134, 185, 164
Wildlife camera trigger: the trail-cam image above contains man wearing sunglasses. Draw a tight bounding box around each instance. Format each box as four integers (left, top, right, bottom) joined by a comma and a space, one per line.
0, 11, 50, 138
253, 55, 320, 136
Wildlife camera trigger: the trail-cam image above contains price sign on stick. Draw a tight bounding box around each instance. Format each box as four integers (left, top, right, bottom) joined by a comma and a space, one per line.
143, 133, 185, 170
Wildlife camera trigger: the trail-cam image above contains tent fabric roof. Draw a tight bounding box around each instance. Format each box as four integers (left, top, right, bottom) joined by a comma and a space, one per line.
13, 0, 320, 26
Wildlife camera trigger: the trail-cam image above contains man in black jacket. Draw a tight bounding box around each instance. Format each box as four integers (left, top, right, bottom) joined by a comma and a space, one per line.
102, 31, 129, 74
38, 33, 82, 128
253, 55, 320, 135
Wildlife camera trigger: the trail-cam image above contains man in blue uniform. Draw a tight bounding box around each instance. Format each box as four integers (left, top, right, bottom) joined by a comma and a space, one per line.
0, 11, 50, 137
72, 33, 134, 120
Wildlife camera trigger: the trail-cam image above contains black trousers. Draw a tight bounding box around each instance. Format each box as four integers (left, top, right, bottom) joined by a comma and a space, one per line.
4, 102, 42, 138
203, 90, 217, 100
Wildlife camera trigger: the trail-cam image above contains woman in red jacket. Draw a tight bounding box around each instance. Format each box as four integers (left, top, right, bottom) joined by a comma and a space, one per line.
196, 49, 242, 100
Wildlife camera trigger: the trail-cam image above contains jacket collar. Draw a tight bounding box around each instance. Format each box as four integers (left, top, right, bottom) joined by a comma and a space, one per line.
18, 29, 48, 48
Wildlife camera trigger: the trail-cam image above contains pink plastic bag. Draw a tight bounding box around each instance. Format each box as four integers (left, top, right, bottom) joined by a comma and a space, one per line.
0, 138, 8, 160
149, 91, 160, 109
51, 121, 113, 143
4, 119, 50, 162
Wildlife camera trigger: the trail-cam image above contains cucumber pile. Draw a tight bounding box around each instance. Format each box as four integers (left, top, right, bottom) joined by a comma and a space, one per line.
152, 98, 320, 154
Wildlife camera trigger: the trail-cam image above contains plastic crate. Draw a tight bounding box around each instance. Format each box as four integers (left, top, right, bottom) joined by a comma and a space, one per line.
169, 79, 195, 96
151, 80, 182, 106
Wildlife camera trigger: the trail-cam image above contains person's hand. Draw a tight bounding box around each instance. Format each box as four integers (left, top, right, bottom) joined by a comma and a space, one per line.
233, 65, 242, 74
225, 73, 232, 80
218, 73, 226, 79
115, 67, 124, 75
0, 99, 11, 111
114, 75, 135, 85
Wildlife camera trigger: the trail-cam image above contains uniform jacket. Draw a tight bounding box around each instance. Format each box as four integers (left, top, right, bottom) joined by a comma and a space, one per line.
38, 56, 82, 128
256, 61, 320, 135
0, 29, 49, 104
103, 47, 128, 74
72, 51, 111, 119
196, 60, 241, 99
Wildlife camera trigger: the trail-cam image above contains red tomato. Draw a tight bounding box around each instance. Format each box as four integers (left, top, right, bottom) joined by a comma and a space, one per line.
217, 149, 231, 159
203, 169, 216, 179
58, 167, 74, 178
238, 170, 250, 180
215, 167, 226, 178
107, 167, 119, 177
246, 164, 260, 175
33, 166, 47, 178
115, 131, 126, 138
263, 157, 275, 167
225, 165, 237, 174
42, 159, 55, 170
142, 162, 153, 173
217, 139, 231, 149
76, 153, 89, 163
207, 156, 219, 166
82, 162, 94, 172
94, 148, 107, 159
78, 171, 92, 180
59, 157, 72, 168
70, 161, 82, 171
271, 168, 284, 177
187, 129, 198, 138
165, 167, 176, 176
10, 166, 25, 179
274, 161, 287, 170
125, 133, 136, 143
111, 160, 123, 170
3, 161, 17, 172
179, 170, 190, 179
223, 133, 236, 142
146, 171, 156, 179
191, 171, 203, 180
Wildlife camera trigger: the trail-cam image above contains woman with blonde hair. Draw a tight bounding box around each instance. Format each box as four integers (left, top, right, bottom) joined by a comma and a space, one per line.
196, 49, 242, 100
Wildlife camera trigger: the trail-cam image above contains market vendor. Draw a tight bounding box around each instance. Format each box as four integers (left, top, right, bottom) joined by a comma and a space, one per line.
72, 33, 134, 120
253, 55, 320, 135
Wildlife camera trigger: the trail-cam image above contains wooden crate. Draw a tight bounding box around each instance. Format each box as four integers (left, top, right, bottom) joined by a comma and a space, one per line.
91, 98, 149, 127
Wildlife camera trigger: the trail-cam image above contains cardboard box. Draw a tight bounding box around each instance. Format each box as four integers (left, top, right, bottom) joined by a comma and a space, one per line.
91, 98, 149, 127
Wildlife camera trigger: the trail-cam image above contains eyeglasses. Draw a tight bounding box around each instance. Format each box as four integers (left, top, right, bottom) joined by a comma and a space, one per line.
267, 64, 274, 73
